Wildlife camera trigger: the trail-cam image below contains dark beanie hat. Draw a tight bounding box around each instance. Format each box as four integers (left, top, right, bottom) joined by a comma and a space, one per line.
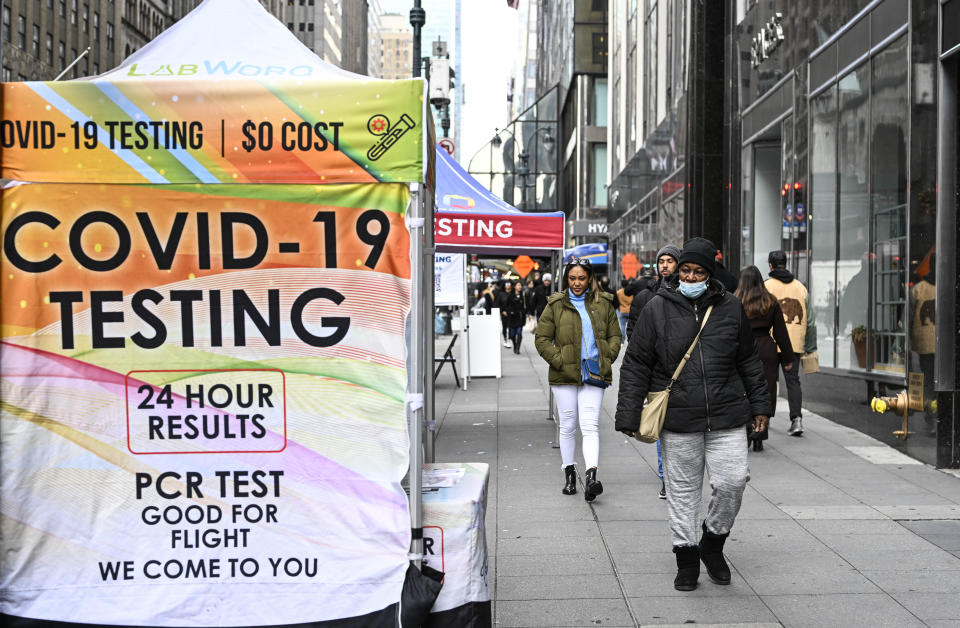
679, 237, 717, 275
656, 244, 681, 263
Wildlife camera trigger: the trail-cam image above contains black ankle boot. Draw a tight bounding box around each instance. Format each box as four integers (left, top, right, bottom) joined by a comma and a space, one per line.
562, 465, 577, 495
673, 545, 700, 591
584, 467, 603, 502
698, 522, 731, 585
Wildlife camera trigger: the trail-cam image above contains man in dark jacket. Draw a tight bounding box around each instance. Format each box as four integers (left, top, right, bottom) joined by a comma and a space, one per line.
494, 281, 512, 347
533, 273, 552, 319
626, 245, 680, 340
615, 237, 769, 594
765, 249, 816, 436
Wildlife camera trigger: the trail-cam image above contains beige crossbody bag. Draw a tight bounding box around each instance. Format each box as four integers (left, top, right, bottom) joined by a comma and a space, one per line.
634, 306, 713, 443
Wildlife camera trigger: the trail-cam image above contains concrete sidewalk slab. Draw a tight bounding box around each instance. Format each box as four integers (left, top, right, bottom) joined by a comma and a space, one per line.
430, 334, 960, 626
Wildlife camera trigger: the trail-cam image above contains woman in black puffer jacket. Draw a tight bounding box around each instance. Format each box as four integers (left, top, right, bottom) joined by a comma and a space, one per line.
614, 237, 769, 594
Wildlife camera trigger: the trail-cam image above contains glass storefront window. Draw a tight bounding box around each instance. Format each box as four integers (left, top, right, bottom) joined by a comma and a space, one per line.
810, 85, 838, 369
661, 192, 684, 246
808, 34, 912, 374
836, 62, 870, 371
592, 144, 608, 206
870, 34, 908, 374
740, 145, 754, 269
592, 78, 608, 126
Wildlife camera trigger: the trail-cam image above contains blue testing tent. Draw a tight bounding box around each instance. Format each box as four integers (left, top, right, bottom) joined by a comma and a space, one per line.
434, 145, 565, 255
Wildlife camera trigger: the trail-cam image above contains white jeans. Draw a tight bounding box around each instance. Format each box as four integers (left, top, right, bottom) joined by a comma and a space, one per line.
552, 385, 604, 469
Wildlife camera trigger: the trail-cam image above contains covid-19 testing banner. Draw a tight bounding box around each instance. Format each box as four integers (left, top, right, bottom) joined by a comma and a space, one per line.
1, 183, 414, 625
0, 8, 431, 620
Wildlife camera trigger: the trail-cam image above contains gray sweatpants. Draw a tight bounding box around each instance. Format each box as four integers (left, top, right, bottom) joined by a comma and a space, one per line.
660, 427, 750, 547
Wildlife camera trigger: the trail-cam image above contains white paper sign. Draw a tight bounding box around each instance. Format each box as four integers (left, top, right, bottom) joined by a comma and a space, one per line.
435, 254, 466, 307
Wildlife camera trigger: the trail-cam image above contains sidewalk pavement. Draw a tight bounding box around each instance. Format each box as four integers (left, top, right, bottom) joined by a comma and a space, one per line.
432, 333, 960, 628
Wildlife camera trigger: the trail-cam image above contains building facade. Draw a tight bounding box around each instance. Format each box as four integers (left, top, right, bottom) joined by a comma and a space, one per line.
284, 0, 343, 68
1, 0, 285, 81
366, 0, 382, 77
509, 0, 539, 123
728, 0, 957, 467
608, 0, 960, 468
2, 0, 122, 81
340, 0, 368, 74
607, 0, 728, 277
539, 0, 609, 245
378, 12, 411, 80
466, 84, 560, 215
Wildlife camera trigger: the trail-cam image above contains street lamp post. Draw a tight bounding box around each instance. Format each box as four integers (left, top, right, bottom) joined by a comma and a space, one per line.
504, 126, 555, 210
410, 1, 425, 78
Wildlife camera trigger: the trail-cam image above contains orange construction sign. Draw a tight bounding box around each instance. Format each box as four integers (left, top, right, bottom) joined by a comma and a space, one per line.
513, 255, 536, 278
621, 252, 640, 279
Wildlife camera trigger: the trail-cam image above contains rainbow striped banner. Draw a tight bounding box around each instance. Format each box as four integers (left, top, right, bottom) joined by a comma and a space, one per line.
1, 79, 426, 184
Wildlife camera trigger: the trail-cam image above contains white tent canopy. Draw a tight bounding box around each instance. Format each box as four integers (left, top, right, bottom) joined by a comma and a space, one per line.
1, 0, 439, 625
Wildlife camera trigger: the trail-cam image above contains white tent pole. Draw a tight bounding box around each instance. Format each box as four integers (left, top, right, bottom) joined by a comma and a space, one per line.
461, 254, 469, 391
407, 182, 424, 568
54, 46, 90, 80
551, 249, 560, 445
424, 186, 437, 464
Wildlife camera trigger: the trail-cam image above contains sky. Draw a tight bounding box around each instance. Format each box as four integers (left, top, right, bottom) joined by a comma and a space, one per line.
378, 0, 521, 165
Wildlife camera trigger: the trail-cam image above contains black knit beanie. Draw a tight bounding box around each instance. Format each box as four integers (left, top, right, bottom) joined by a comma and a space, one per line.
678, 237, 717, 275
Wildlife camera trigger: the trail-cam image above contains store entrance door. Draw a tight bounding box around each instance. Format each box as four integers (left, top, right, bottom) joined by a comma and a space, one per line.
749, 142, 782, 271
741, 116, 808, 280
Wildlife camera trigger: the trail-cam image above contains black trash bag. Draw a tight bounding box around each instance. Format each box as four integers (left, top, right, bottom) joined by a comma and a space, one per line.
400, 562, 444, 627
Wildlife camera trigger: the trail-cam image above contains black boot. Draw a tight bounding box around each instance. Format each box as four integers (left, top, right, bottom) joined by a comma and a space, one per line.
584, 467, 603, 502
516, 335, 522, 354
512, 337, 519, 353
561, 465, 577, 495
673, 545, 700, 591
698, 522, 731, 585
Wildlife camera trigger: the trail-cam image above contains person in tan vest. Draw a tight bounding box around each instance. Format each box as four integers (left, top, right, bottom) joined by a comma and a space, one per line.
616, 278, 637, 340
911, 254, 936, 435
765, 250, 817, 437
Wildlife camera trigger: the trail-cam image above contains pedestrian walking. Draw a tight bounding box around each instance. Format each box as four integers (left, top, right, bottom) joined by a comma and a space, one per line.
735, 266, 794, 451
616, 279, 637, 340
600, 275, 620, 311
765, 250, 817, 436
507, 281, 527, 354
524, 279, 537, 327
625, 244, 680, 499
535, 259, 621, 501
627, 245, 680, 340
534, 273, 552, 320
910, 253, 936, 435
481, 283, 494, 314
495, 281, 512, 348
615, 237, 769, 592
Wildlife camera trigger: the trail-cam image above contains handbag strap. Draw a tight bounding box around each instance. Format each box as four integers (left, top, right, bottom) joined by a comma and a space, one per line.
667, 305, 714, 387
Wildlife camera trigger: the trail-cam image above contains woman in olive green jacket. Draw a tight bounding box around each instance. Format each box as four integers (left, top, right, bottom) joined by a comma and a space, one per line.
535, 260, 621, 501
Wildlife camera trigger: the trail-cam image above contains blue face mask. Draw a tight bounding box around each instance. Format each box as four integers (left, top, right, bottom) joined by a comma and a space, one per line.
679, 279, 708, 299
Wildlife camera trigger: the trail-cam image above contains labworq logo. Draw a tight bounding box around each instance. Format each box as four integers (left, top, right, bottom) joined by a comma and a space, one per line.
366, 113, 416, 161
127, 61, 315, 77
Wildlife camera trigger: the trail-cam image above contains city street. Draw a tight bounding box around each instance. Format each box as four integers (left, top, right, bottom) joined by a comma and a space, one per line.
434, 334, 960, 627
